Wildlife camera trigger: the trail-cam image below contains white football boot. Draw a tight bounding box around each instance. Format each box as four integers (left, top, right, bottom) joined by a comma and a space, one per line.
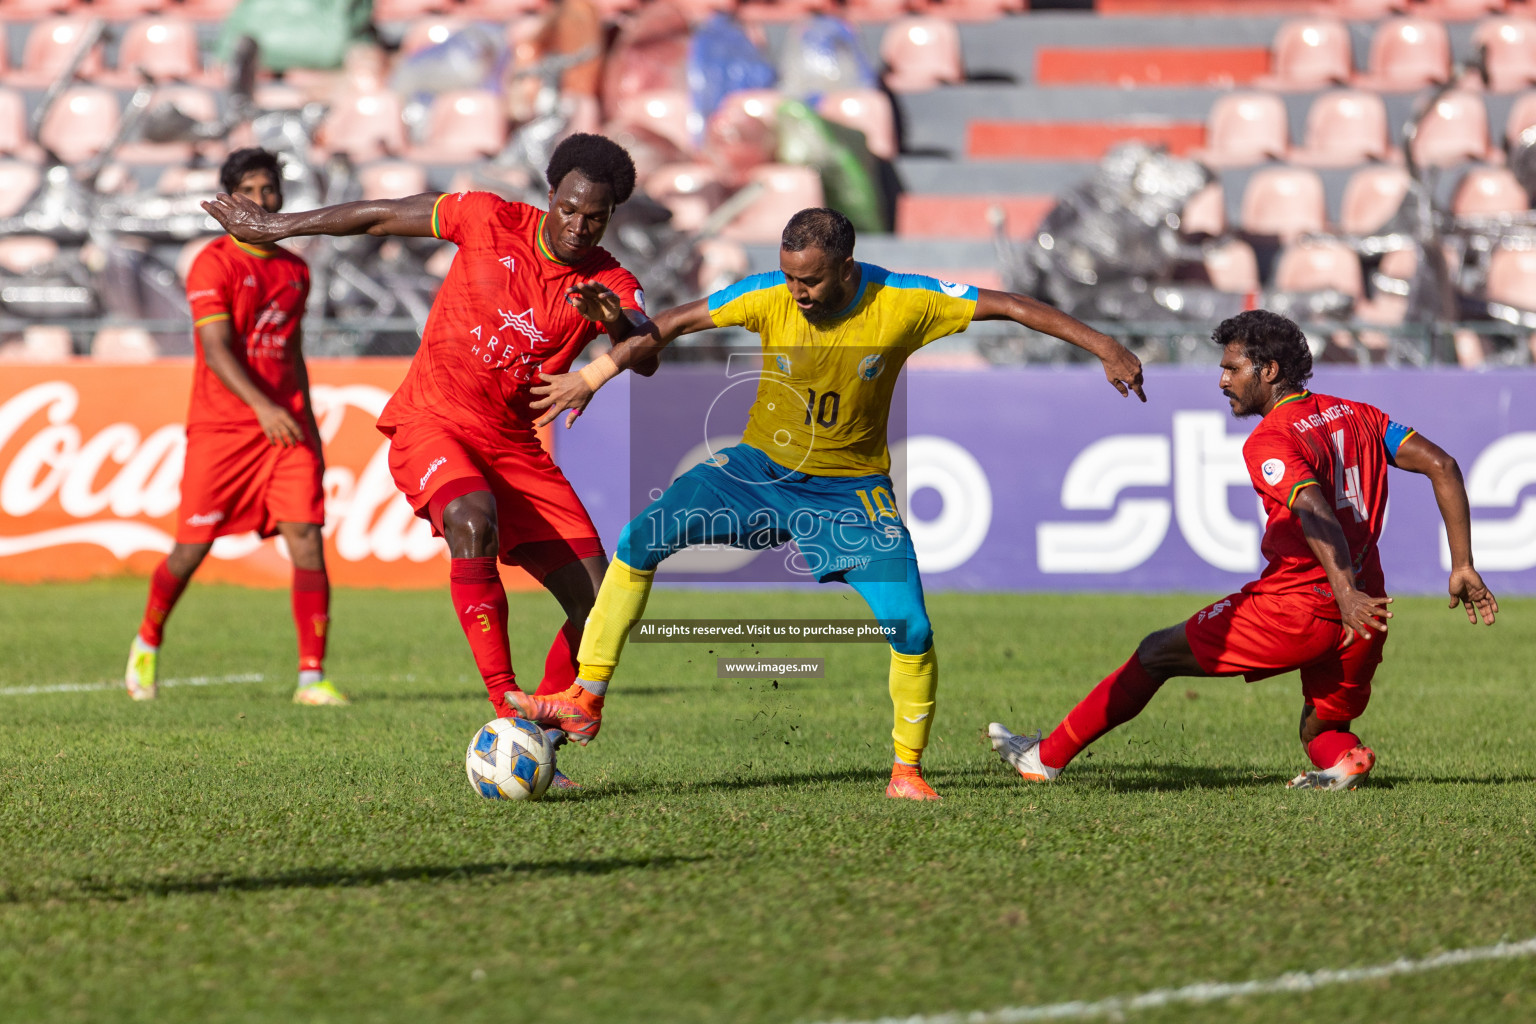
1287, 744, 1375, 791
988, 722, 1059, 781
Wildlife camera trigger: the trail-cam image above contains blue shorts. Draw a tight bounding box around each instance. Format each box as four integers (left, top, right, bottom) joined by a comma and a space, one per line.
619, 443, 917, 582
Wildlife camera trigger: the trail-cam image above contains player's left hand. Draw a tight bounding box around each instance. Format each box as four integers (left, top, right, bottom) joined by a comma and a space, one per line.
1101, 344, 1146, 402
564, 281, 624, 326
531, 371, 594, 429
1336, 589, 1392, 647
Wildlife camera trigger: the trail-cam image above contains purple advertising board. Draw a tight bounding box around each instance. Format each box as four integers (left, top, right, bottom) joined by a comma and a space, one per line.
556, 365, 1536, 596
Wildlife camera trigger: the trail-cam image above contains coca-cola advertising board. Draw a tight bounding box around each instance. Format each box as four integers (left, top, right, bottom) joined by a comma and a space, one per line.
0, 361, 541, 590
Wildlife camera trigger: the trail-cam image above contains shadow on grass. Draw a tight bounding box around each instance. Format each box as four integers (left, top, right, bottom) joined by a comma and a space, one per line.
52, 854, 707, 902
569, 766, 892, 802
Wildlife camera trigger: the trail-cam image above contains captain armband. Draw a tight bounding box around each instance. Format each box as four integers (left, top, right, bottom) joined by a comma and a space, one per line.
578, 352, 621, 393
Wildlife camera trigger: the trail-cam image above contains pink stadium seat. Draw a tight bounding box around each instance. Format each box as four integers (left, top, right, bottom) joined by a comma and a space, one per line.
590, 0, 644, 19
919, 0, 1022, 20
410, 90, 507, 161
0, 235, 57, 274
1481, 17, 1536, 94
705, 89, 781, 183
1204, 238, 1260, 294
0, 160, 41, 216
400, 17, 470, 56
1264, 19, 1352, 90
1340, 164, 1412, 234
880, 17, 963, 94
816, 89, 897, 161
38, 86, 119, 164
116, 84, 221, 164
615, 89, 697, 155
1240, 167, 1327, 240
177, 0, 241, 20
1292, 89, 1391, 168
1181, 181, 1225, 237
844, 0, 909, 20
14, 17, 105, 89
373, 0, 455, 18
1417, 0, 1507, 19
1410, 90, 1490, 167
91, 327, 159, 362
106, 17, 203, 86
156, 165, 220, 196
0, 0, 71, 19
1452, 165, 1529, 214
1195, 92, 1289, 168
358, 160, 428, 200
175, 235, 218, 283
318, 89, 407, 161
667, 0, 739, 21
720, 164, 824, 243
1361, 17, 1451, 91
646, 162, 726, 231
1320, 0, 1398, 16
1275, 239, 1364, 297
1487, 246, 1536, 310
87, 0, 168, 18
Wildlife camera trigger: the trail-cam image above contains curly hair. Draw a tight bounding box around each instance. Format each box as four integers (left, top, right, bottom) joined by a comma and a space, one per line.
545, 133, 636, 204
1212, 309, 1313, 391
219, 148, 283, 195
781, 208, 855, 262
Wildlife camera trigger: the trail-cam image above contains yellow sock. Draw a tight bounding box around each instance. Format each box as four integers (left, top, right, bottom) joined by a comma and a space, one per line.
575, 557, 655, 684
889, 645, 938, 766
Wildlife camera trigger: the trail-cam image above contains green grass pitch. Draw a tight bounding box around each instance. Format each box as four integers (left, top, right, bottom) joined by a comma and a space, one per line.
1, 580, 1532, 1024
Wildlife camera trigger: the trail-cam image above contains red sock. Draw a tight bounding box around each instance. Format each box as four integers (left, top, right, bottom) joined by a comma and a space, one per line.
137, 560, 190, 647
534, 620, 581, 696
449, 557, 517, 706
1306, 727, 1361, 769
1039, 653, 1164, 770
291, 567, 330, 674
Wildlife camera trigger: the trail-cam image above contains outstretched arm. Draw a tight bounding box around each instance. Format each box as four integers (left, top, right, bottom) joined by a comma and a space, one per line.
1290, 485, 1394, 645
1392, 432, 1497, 625
531, 299, 719, 428
202, 192, 441, 244
973, 289, 1145, 401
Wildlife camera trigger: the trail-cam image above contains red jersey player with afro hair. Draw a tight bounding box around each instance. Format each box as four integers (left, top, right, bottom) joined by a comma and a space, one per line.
204, 135, 654, 776
989, 309, 1499, 790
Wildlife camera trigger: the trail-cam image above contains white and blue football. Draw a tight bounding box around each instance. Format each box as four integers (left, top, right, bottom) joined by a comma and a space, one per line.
465, 717, 556, 801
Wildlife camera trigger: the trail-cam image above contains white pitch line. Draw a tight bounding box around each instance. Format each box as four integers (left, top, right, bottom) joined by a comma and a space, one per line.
0, 673, 267, 697
819, 935, 1536, 1024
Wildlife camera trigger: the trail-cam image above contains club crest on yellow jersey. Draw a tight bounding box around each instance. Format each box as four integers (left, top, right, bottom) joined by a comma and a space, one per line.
857, 354, 884, 380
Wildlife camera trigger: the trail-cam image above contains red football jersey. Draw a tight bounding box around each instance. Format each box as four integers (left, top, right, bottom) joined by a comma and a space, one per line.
1241, 389, 1415, 616
378, 192, 645, 447
184, 235, 311, 433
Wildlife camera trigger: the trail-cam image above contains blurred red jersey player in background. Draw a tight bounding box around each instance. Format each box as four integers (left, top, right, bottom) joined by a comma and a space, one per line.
127, 148, 345, 706
203, 135, 652, 775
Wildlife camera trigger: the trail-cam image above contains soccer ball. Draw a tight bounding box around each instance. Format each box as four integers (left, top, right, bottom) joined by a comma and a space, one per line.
465, 717, 556, 800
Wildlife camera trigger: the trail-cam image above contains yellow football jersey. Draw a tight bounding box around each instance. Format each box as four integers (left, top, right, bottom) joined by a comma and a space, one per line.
706, 264, 978, 476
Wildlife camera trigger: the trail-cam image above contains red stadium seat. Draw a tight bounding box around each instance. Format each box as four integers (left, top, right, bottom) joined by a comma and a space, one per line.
614, 89, 698, 155
1410, 90, 1490, 167
1360, 17, 1451, 91
881, 17, 963, 94
817, 89, 897, 161
1487, 246, 1536, 310
0, 160, 41, 216
103, 17, 204, 86
13, 17, 105, 89
1262, 18, 1352, 91
317, 89, 408, 161
719, 164, 824, 243
1452, 165, 1528, 214
411, 89, 507, 161
117, 84, 221, 164
358, 160, 429, 201
1195, 92, 1289, 168
1181, 182, 1225, 237
38, 86, 119, 164
1240, 166, 1326, 240
1340, 164, 1412, 234
1292, 89, 1391, 168
1477, 17, 1536, 94
1275, 239, 1363, 297
1204, 238, 1260, 294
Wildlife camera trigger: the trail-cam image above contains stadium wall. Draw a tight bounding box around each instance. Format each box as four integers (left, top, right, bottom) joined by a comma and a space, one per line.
2, 362, 1534, 596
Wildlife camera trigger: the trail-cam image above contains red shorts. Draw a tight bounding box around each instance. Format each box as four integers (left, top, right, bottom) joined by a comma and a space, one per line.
176, 428, 324, 544
1184, 590, 1386, 722
386, 418, 603, 581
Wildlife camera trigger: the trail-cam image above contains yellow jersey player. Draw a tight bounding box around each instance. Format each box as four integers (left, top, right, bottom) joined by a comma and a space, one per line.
528, 207, 1145, 799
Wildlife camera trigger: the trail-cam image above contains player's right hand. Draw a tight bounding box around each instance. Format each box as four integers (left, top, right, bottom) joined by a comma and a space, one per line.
530, 371, 593, 430
202, 192, 283, 244
255, 403, 306, 448
1336, 589, 1392, 647
1448, 566, 1498, 625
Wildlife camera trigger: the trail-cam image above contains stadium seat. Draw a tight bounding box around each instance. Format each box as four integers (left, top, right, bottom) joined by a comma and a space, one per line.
358, 160, 429, 200
1360, 17, 1451, 91
1355, 245, 1416, 328
1410, 90, 1490, 167
615, 89, 698, 155
705, 88, 782, 183
719, 164, 824, 242
1240, 167, 1327, 241
174, 234, 218, 283
1505, 89, 1536, 144
816, 89, 897, 161
318, 89, 408, 161
400, 17, 470, 56
667, 0, 739, 20
105, 17, 204, 86
920, 0, 1023, 20
410, 90, 507, 161
0, 235, 56, 274
156, 165, 220, 196
0, 0, 71, 19
87, 0, 168, 18
92, 327, 159, 362
880, 17, 963, 94
1340, 164, 1412, 234
1476, 17, 1536, 94
646, 162, 727, 231
1319, 0, 1398, 16
0, 160, 41, 216
1452, 165, 1529, 214
590, 0, 644, 19
177, 0, 241, 20
13, 17, 105, 89
1292, 89, 1392, 167
1181, 181, 1225, 237
116, 84, 221, 164
1204, 238, 1260, 294
1261, 19, 1352, 91
38, 86, 119, 164
844, 0, 909, 20
1194, 92, 1289, 168
1274, 238, 1364, 297
1417, 0, 1507, 18
1487, 246, 1536, 311
373, 0, 455, 19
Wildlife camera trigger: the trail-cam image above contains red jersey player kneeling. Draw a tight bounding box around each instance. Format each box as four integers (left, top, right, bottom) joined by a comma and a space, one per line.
126, 149, 346, 706
990, 309, 1498, 791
